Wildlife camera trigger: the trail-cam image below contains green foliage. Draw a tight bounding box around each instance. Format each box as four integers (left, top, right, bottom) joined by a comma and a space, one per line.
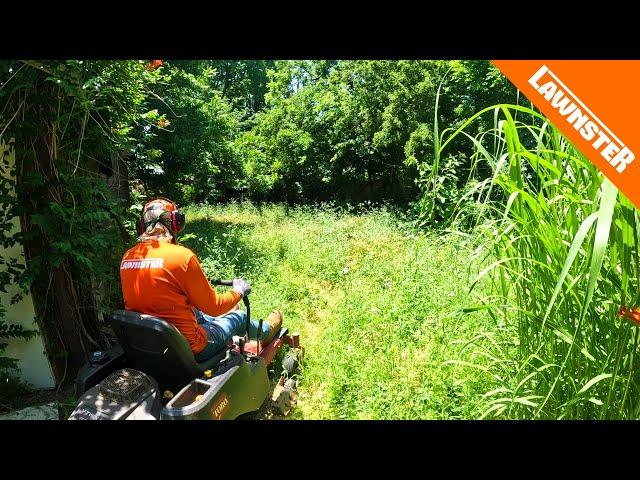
18, 173, 131, 308
0, 60, 163, 380
175, 60, 274, 117
130, 60, 279, 205
1, 59, 152, 295
138, 63, 242, 204
412, 153, 463, 228
234, 130, 275, 198
241, 60, 517, 214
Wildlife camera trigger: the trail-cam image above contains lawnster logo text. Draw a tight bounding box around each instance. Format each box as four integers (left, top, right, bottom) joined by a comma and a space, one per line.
528, 64, 635, 174
120, 258, 164, 270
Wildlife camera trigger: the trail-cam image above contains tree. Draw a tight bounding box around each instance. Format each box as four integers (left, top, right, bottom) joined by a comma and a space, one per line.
132, 62, 242, 204
241, 60, 518, 214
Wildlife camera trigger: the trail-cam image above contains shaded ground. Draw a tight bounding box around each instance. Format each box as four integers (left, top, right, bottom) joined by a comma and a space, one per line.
1, 384, 75, 420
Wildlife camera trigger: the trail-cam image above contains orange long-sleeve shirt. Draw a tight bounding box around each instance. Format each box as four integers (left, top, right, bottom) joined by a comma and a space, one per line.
120, 240, 241, 354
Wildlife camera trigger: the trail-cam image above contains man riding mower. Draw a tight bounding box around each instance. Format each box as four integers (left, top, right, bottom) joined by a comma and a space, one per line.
68, 197, 303, 420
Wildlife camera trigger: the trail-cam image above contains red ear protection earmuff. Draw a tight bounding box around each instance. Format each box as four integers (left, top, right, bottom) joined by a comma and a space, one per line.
173, 210, 185, 233
137, 198, 185, 235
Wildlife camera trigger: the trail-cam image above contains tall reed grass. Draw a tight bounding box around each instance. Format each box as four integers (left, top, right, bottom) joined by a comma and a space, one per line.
435, 104, 640, 419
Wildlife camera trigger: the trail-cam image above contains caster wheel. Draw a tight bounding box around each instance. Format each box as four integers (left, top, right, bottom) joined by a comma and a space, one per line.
283, 349, 300, 376
271, 383, 298, 416
284, 378, 297, 391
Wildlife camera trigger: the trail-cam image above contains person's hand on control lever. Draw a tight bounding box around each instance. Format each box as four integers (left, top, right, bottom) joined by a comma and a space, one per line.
232, 277, 251, 298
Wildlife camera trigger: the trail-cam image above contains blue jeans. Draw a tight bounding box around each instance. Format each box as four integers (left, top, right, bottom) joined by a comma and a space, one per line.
193, 309, 272, 362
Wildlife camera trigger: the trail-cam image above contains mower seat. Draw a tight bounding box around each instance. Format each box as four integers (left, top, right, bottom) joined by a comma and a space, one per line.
109, 310, 228, 392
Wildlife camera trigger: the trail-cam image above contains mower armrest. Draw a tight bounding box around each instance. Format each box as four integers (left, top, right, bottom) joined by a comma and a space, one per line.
193, 347, 231, 374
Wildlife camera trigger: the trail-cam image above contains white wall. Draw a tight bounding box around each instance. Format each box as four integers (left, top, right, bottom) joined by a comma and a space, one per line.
1, 139, 55, 389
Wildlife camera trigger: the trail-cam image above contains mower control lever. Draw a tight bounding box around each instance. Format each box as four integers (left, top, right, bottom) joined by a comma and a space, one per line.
211, 278, 253, 349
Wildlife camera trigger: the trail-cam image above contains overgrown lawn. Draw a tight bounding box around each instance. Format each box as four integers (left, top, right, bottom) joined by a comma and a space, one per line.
182, 202, 495, 419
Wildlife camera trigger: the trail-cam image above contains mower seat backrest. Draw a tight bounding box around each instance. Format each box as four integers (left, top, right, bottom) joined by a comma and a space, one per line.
109, 310, 227, 391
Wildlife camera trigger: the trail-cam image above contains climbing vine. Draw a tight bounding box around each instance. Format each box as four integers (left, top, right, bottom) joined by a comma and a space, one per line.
0, 60, 167, 388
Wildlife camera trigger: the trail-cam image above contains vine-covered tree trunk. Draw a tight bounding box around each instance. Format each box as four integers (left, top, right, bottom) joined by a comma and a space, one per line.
1, 60, 156, 387
19, 136, 105, 382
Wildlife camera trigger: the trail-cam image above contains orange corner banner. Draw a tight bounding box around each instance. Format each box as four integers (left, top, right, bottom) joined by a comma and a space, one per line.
492, 60, 640, 209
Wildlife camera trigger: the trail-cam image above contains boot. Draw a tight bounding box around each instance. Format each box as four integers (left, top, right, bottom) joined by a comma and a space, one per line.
260, 310, 283, 346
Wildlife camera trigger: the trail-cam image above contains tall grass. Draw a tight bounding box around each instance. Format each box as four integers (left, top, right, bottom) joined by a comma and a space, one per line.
437, 104, 640, 419
181, 203, 496, 419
